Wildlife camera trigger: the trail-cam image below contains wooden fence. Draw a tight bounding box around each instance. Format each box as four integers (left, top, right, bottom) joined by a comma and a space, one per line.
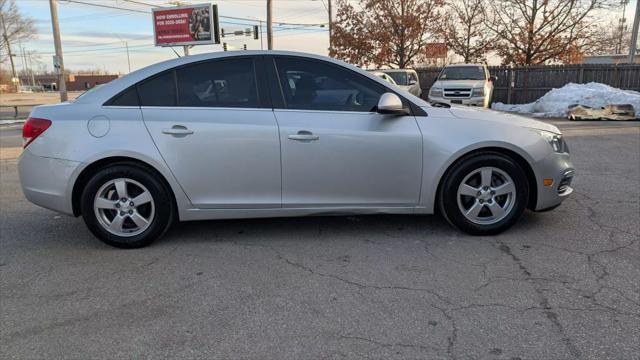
416, 64, 640, 104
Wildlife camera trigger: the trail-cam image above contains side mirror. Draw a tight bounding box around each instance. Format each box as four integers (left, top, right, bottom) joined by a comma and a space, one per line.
377, 93, 408, 115
408, 79, 417, 85
489, 76, 497, 82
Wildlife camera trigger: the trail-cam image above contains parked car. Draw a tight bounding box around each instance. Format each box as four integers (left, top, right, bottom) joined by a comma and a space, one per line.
428, 64, 495, 108
369, 71, 397, 85
19, 51, 574, 248
379, 69, 422, 97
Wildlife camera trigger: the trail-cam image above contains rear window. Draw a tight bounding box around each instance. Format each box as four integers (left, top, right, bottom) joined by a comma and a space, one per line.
138, 72, 176, 106
106, 86, 139, 106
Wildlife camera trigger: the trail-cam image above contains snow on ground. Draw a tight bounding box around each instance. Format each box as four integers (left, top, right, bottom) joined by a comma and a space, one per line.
492, 82, 640, 117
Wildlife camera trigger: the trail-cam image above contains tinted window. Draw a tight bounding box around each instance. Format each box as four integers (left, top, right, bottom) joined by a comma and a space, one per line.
275, 57, 384, 112
176, 58, 258, 108
438, 66, 486, 80
138, 71, 176, 106
386, 72, 408, 85
107, 86, 139, 106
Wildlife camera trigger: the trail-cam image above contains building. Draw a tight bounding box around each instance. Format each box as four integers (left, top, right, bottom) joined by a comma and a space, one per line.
17, 74, 120, 91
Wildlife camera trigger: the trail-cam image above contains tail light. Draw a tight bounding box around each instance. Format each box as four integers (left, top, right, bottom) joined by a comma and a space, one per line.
22, 117, 52, 148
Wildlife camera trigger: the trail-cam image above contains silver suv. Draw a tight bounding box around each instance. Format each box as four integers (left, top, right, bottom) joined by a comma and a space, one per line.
428, 64, 495, 108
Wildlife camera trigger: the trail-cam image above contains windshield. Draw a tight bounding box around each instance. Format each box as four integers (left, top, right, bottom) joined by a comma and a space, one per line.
438, 66, 485, 80
387, 72, 407, 85
386, 72, 409, 85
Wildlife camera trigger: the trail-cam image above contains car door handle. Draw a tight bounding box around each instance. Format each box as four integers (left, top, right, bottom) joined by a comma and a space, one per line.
162, 126, 194, 136
288, 131, 319, 141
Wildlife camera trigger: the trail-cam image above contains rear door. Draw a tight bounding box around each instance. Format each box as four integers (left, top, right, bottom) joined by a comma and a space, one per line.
140, 56, 281, 209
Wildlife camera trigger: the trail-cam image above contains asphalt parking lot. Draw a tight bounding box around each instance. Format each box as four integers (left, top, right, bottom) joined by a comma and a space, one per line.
1, 119, 638, 359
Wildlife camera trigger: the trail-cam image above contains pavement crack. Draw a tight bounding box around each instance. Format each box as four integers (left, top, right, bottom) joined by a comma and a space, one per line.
338, 335, 438, 353
273, 248, 453, 305
496, 240, 582, 359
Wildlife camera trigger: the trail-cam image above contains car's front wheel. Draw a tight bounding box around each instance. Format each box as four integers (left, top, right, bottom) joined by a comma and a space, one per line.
439, 153, 529, 235
80, 163, 174, 248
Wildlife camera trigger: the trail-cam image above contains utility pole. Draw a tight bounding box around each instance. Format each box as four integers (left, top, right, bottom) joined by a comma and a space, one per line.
20, 46, 27, 77
168, 1, 191, 55
49, 0, 67, 102
20, 43, 35, 87
114, 34, 132, 72
0, 12, 19, 93
617, 1, 629, 54
18, 43, 26, 74
629, 0, 640, 63
28, 52, 35, 87
267, 0, 273, 50
125, 41, 131, 72
328, 0, 332, 53
259, 20, 264, 50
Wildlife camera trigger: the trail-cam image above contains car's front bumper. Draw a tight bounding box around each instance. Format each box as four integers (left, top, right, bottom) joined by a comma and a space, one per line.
428, 95, 485, 106
532, 151, 574, 211
18, 150, 80, 215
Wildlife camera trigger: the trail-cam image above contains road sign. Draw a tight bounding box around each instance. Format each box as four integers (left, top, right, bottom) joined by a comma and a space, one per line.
52, 55, 61, 74
152, 3, 220, 47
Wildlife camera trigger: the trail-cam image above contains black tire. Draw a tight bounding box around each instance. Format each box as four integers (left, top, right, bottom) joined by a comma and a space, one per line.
438, 152, 529, 235
80, 163, 174, 248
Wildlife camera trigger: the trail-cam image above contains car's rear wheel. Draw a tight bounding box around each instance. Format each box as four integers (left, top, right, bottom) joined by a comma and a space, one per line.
80, 163, 174, 248
439, 153, 529, 235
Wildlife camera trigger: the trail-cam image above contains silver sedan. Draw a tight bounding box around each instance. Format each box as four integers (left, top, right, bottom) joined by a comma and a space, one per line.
19, 51, 574, 248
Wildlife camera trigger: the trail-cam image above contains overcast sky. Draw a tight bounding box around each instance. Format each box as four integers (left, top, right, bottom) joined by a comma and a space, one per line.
11, 0, 639, 74
15, 0, 331, 74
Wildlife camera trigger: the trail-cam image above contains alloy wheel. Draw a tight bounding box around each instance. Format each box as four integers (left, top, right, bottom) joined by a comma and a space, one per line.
456, 167, 516, 225
93, 178, 155, 237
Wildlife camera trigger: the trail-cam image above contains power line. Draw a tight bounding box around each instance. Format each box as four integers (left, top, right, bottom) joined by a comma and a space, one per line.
120, 0, 155, 7
63, 0, 327, 26
26, 43, 154, 56
59, 0, 149, 13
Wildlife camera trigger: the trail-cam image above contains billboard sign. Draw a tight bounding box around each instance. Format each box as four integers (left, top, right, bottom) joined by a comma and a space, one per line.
152, 3, 220, 46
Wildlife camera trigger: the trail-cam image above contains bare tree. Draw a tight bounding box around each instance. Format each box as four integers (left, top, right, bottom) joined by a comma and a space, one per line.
331, 0, 444, 68
440, 0, 496, 63
0, 0, 36, 65
588, 20, 632, 55
485, 0, 615, 65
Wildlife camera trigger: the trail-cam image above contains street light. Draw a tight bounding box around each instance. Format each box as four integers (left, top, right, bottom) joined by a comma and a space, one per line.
113, 33, 131, 73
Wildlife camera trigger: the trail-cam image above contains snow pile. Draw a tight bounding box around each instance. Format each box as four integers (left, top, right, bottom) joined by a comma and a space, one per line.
492, 82, 640, 117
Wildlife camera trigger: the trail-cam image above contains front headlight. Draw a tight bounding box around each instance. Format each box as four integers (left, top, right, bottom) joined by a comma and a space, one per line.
471, 87, 484, 97
429, 87, 443, 97
539, 130, 568, 153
